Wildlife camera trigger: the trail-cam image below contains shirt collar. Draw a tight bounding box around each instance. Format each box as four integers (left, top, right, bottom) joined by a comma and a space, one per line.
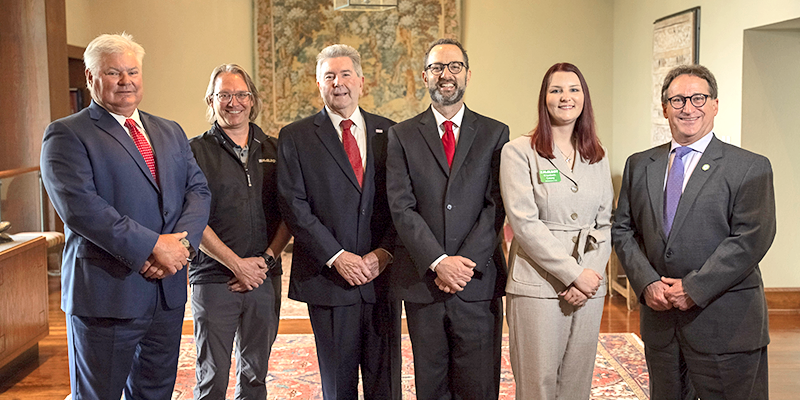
326, 106, 365, 131
670, 131, 714, 154
431, 104, 465, 129
109, 109, 143, 130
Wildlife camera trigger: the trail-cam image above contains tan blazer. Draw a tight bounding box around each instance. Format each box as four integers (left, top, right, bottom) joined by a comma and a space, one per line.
500, 136, 613, 298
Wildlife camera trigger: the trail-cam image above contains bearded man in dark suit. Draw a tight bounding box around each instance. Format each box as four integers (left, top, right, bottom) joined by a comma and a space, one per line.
276, 44, 400, 400
386, 38, 509, 400
612, 64, 776, 400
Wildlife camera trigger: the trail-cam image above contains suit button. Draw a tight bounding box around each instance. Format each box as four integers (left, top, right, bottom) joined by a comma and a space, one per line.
572, 236, 578, 243
666, 250, 673, 258
571, 185, 578, 193
446, 204, 453, 210
570, 213, 578, 220
361, 209, 366, 215
164, 211, 169, 216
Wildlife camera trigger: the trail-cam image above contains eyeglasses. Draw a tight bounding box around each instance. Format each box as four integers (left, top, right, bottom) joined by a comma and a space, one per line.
667, 93, 710, 109
424, 61, 466, 75
214, 92, 252, 103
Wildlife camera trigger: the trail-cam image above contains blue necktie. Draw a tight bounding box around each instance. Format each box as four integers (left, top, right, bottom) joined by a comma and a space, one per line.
664, 146, 692, 236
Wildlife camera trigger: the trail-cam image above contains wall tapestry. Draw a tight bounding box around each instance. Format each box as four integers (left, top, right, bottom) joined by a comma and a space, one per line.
255, 0, 462, 136
651, 7, 700, 146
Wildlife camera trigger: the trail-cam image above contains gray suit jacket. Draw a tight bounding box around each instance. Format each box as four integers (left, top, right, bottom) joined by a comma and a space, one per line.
612, 134, 776, 354
500, 137, 612, 298
386, 106, 509, 303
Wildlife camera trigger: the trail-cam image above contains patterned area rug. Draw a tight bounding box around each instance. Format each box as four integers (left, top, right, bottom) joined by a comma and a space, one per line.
173, 333, 649, 399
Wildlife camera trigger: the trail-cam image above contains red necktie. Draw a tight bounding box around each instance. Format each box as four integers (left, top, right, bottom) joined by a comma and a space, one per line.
442, 120, 456, 168
125, 118, 159, 185
340, 119, 363, 187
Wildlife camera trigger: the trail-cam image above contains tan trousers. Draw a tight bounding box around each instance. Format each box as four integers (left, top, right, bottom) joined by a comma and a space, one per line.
507, 294, 604, 399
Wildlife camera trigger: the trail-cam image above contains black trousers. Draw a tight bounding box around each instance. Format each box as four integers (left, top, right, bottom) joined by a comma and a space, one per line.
405, 296, 503, 400
308, 298, 402, 400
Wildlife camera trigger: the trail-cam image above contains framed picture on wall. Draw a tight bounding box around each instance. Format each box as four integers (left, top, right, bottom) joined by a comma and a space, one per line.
651, 7, 700, 146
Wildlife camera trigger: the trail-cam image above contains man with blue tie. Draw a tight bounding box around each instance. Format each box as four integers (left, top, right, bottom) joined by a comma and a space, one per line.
41, 33, 211, 399
612, 64, 776, 400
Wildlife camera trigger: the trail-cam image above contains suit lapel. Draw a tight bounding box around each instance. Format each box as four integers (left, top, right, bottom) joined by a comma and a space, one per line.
645, 143, 670, 242
361, 111, 378, 199
89, 102, 158, 191
669, 136, 723, 241
449, 107, 477, 178
139, 112, 162, 191
314, 109, 362, 192
418, 107, 451, 176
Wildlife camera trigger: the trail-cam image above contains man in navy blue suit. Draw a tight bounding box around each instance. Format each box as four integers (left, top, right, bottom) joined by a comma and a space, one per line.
277, 44, 401, 400
41, 33, 210, 399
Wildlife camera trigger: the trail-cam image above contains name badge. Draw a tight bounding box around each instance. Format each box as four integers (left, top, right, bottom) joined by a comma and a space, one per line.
539, 169, 561, 183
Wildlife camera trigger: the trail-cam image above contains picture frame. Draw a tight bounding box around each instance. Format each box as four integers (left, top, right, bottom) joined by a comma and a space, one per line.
651, 7, 700, 146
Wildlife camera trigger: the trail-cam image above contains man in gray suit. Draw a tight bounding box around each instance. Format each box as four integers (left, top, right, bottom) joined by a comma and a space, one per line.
612, 64, 776, 400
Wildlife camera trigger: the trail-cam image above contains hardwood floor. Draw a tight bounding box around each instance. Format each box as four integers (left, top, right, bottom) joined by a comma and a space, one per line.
1, 275, 798, 399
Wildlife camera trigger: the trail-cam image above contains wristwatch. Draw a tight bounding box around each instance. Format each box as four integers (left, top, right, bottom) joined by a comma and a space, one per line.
261, 252, 278, 270
180, 238, 197, 261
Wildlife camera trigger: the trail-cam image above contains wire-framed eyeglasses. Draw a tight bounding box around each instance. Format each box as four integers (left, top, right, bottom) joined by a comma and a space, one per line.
214, 92, 252, 103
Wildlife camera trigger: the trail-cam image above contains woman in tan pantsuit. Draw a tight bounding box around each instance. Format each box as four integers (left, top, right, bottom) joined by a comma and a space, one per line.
500, 63, 613, 399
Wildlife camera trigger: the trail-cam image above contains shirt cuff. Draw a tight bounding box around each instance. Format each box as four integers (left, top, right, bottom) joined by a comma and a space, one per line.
429, 254, 448, 272
375, 248, 394, 264
326, 249, 344, 268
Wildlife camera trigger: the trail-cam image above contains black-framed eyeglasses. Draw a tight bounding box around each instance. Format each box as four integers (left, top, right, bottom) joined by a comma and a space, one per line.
214, 92, 252, 103
424, 61, 466, 75
667, 93, 710, 109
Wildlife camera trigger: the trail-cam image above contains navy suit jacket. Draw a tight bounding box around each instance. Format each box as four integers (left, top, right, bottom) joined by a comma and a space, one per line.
612, 135, 776, 354
277, 108, 396, 306
386, 106, 508, 303
41, 101, 211, 318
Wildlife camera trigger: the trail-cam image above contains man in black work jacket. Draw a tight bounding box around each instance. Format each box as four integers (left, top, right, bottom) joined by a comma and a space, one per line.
188, 64, 291, 399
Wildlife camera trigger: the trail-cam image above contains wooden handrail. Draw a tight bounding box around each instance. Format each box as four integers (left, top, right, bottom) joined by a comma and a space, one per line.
0, 166, 39, 179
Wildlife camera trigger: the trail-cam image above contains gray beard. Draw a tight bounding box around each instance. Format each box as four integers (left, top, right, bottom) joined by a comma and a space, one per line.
429, 84, 465, 106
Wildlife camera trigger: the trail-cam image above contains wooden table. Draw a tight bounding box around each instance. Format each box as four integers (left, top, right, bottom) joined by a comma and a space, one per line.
0, 234, 49, 370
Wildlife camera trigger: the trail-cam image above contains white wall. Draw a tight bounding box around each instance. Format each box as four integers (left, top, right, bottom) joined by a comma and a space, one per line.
65, 0, 254, 137
742, 26, 800, 287
612, 0, 800, 287
463, 0, 614, 144
611, 0, 800, 175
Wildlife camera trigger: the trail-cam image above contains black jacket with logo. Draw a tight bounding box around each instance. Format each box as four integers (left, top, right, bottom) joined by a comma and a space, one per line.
188, 122, 281, 284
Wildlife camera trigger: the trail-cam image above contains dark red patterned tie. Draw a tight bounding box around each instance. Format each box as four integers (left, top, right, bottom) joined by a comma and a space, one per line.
340, 119, 363, 187
442, 120, 456, 168
125, 118, 159, 185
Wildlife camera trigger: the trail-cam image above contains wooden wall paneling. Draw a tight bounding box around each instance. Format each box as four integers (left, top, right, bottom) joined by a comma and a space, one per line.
766, 288, 800, 314
0, 0, 52, 234
0, 0, 51, 172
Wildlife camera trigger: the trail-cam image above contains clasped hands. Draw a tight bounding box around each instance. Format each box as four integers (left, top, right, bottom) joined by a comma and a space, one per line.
434, 256, 476, 294
643, 277, 695, 311
333, 250, 390, 286
140, 231, 190, 280
559, 268, 603, 307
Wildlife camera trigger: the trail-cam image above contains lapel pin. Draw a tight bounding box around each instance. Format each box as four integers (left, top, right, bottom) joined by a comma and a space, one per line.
702, 164, 710, 171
